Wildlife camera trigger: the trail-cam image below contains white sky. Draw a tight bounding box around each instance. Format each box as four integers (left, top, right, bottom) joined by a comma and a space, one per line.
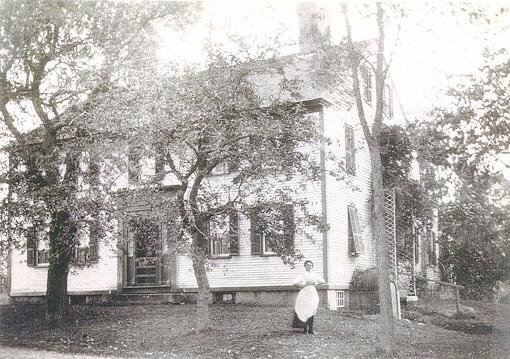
155, 0, 510, 178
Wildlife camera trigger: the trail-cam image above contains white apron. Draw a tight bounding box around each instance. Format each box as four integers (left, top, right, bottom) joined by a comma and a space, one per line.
293, 271, 325, 322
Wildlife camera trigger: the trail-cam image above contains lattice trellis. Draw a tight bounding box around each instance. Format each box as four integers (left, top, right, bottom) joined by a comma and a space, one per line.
385, 188, 416, 297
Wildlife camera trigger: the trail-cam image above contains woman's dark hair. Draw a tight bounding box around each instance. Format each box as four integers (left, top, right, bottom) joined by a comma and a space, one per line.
304, 260, 313, 267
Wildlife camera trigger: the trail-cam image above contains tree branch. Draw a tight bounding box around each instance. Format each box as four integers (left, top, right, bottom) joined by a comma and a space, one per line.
342, 3, 373, 149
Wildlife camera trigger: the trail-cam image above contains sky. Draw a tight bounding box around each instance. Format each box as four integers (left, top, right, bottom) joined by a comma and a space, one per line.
155, 0, 510, 178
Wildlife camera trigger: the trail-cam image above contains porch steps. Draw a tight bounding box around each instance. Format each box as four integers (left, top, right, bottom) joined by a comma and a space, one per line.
122, 285, 173, 295
109, 285, 192, 305
110, 293, 175, 305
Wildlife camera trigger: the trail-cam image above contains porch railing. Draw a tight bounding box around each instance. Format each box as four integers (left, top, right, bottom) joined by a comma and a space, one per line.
397, 271, 464, 315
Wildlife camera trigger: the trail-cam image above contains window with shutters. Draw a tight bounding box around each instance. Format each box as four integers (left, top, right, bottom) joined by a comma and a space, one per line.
347, 205, 364, 256
384, 84, 393, 117
208, 211, 239, 258
26, 226, 49, 266
428, 231, 437, 266
361, 66, 372, 104
250, 204, 294, 256
154, 144, 166, 181
345, 124, 356, 175
128, 145, 141, 185
73, 222, 99, 263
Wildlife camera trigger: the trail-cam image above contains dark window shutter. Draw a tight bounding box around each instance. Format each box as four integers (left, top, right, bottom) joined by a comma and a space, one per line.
348, 206, 364, 255
26, 227, 36, 267
347, 210, 355, 254
250, 209, 261, 255
89, 221, 99, 262
229, 211, 239, 255
282, 204, 294, 250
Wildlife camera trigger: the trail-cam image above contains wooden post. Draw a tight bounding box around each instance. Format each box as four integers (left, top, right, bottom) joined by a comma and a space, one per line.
455, 286, 460, 315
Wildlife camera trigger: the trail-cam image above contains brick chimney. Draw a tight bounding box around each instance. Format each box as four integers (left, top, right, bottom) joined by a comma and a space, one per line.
297, 1, 331, 53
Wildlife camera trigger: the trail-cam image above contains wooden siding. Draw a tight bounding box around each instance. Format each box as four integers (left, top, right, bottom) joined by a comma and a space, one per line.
9, 237, 119, 296
322, 105, 376, 289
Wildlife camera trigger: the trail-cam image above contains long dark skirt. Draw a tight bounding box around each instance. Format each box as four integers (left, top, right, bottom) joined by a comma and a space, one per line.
291, 311, 314, 329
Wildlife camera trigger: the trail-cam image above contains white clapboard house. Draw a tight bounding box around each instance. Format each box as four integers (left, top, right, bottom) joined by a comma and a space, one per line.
7, 2, 440, 309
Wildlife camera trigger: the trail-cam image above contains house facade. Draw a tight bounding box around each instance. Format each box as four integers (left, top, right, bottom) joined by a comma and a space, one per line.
7, 2, 440, 309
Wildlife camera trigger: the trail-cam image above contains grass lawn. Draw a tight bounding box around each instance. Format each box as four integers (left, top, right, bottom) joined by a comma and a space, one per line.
0, 300, 508, 358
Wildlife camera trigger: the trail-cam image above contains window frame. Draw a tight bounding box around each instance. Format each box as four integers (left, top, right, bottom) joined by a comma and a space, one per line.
127, 145, 142, 185
383, 84, 393, 117
250, 203, 294, 256
336, 290, 345, 308
361, 66, 372, 104
208, 210, 240, 258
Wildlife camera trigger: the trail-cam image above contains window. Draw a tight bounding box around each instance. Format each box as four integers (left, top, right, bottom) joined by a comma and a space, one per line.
154, 144, 165, 181
250, 204, 294, 256
361, 66, 372, 104
383, 84, 393, 117
336, 290, 345, 308
428, 231, 437, 266
211, 162, 228, 176
208, 211, 239, 257
210, 158, 239, 176
73, 222, 99, 263
128, 146, 141, 184
345, 124, 356, 175
27, 226, 49, 266
347, 205, 364, 256
215, 292, 235, 303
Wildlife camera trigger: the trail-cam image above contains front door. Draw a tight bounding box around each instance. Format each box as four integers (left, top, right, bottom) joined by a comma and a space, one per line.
126, 218, 162, 286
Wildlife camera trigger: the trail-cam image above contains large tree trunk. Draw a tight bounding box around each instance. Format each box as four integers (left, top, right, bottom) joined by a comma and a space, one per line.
370, 147, 395, 355
190, 215, 211, 331
46, 210, 76, 326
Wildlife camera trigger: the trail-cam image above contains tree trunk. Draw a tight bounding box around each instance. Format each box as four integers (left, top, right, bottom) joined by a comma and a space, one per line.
46, 210, 75, 326
370, 147, 396, 355
190, 216, 211, 332
46, 258, 70, 326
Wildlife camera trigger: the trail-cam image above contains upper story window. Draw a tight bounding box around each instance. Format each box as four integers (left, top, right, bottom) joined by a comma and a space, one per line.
361, 66, 372, 104
128, 146, 141, 185
208, 210, 239, 257
345, 124, 356, 175
250, 203, 294, 256
347, 205, 364, 256
427, 230, 437, 266
384, 84, 393, 117
154, 144, 166, 181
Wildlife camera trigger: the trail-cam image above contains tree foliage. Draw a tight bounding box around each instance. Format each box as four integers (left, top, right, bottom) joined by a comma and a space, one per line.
416, 50, 510, 299
92, 43, 323, 330
0, 0, 194, 323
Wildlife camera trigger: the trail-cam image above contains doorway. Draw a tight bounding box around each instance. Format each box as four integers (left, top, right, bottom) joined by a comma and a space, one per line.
126, 218, 162, 286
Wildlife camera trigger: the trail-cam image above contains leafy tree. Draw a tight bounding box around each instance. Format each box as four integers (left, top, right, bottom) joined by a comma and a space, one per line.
0, 0, 194, 324
339, 3, 400, 355
92, 44, 323, 330
379, 125, 434, 263
416, 50, 510, 299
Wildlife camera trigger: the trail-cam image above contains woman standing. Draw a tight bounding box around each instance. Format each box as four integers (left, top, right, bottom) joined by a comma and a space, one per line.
292, 260, 325, 334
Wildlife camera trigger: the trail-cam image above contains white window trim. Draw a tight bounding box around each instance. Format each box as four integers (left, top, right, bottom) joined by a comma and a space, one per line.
336, 290, 345, 308
261, 234, 277, 255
